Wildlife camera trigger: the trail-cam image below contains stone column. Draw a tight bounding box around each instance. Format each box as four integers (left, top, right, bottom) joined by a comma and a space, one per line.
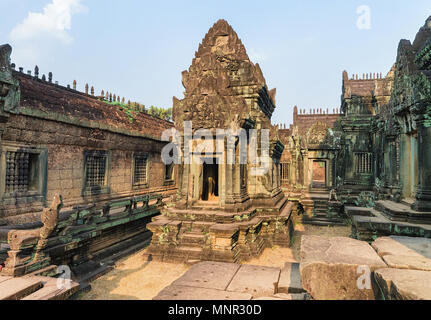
399, 133, 411, 198
412, 111, 431, 212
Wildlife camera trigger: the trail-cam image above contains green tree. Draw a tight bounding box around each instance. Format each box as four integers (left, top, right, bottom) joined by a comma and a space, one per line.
147, 105, 172, 121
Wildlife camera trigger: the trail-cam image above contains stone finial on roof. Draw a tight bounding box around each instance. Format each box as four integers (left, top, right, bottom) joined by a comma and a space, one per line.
128, 100, 131, 105
343, 70, 348, 82
41, 74, 46, 81
73, 80, 77, 90
113, 94, 116, 102
105, 91, 109, 100
11, 63, 15, 70
91, 86, 94, 96
122, 97, 125, 104
109, 93, 112, 102
101, 90, 104, 97
34, 65, 39, 78
117, 96, 120, 103
48, 72, 52, 83
85, 83, 89, 94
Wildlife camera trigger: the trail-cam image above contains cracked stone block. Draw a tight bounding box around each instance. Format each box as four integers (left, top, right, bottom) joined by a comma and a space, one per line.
372, 236, 431, 271
300, 235, 387, 300
374, 268, 431, 300
227, 264, 280, 298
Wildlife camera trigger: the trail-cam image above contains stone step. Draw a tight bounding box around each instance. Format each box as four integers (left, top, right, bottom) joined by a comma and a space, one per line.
0, 277, 43, 300
21, 277, 80, 300
180, 233, 206, 246
302, 218, 347, 226
176, 246, 204, 260
277, 262, 306, 294
351, 209, 431, 241
27, 265, 59, 278
186, 259, 202, 266
191, 222, 215, 233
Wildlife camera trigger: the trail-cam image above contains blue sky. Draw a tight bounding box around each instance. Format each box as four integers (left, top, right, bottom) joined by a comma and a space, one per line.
1, 0, 431, 126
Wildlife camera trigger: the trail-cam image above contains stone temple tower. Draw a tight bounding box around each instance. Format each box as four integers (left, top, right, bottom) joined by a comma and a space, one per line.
147, 20, 293, 264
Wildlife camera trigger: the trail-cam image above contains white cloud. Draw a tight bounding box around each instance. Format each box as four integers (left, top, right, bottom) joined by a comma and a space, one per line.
9, 0, 87, 45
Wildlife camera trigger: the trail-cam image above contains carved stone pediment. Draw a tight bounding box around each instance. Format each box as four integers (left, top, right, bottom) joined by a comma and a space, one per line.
172, 20, 275, 131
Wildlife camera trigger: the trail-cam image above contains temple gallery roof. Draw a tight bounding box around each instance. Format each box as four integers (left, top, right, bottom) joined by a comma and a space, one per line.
13, 70, 173, 141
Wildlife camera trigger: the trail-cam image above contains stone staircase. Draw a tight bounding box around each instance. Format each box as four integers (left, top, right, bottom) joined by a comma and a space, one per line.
300, 192, 346, 226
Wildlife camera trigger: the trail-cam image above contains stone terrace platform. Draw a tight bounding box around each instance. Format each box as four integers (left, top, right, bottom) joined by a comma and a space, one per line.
346, 200, 431, 241
153, 261, 308, 300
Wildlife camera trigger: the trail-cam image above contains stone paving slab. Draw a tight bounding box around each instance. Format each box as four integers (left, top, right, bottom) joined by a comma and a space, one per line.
226, 264, 280, 298
374, 268, 431, 300
153, 285, 253, 300
382, 255, 431, 271
171, 261, 241, 291
389, 236, 431, 259
372, 237, 427, 258
372, 236, 431, 271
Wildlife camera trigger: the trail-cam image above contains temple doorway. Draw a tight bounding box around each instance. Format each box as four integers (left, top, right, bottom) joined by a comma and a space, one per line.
312, 161, 326, 188
201, 161, 219, 201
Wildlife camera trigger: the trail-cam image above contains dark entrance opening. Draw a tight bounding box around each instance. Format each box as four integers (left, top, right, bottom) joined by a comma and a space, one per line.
201, 161, 219, 201
312, 160, 326, 188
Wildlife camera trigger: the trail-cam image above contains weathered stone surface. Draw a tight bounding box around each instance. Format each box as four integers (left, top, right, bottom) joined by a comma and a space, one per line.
171, 261, 241, 291
389, 236, 431, 259
372, 236, 429, 258
21, 276, 80, 300
226, 264, 280, 298
0, 277, 43, 300
300, 235, 387, 300
372, 236, 431, 271
374, 268, 431, 300
277, 262, 305, 294
153, 285, 252, 300
382, 255, 431, 271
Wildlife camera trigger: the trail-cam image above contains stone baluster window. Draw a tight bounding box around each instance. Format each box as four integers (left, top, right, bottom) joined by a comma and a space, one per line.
1, 145, 47, 203
132, 153, 149, 188
280, 163, 289, 181
355, 152, 372, 174
83, 150, 110, 196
